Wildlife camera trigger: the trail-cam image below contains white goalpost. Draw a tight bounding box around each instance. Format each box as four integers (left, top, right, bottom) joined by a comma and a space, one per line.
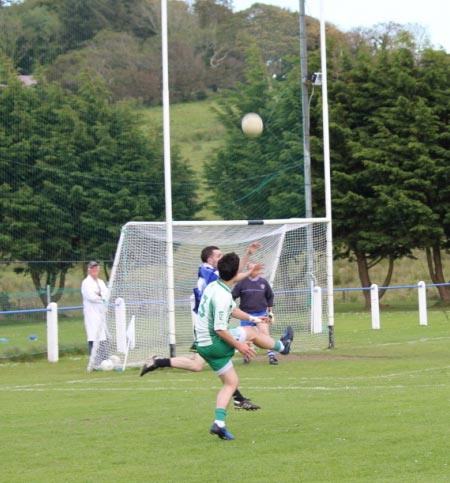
88, 218, 332, 370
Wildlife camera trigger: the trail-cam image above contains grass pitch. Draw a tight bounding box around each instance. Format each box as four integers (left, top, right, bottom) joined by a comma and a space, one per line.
1, 310, 449, 482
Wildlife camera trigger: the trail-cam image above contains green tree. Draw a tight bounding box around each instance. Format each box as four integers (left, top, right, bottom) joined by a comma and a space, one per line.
45, 31, 163, 105
0, 67, 200, 304
234, 3, 301, 79
0, 6, 25, 67
414, 48, 450, 301
310, 28, 450, 306
54, 0, 158, 50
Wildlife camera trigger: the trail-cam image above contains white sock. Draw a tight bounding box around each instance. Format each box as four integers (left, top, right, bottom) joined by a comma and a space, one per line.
214, 420, 225, 428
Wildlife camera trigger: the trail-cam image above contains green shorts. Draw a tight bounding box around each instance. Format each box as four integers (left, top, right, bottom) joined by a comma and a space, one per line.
195, 327, 244, 373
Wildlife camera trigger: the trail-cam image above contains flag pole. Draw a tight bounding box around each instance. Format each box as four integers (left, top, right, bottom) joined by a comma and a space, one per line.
122, 340, 131, 372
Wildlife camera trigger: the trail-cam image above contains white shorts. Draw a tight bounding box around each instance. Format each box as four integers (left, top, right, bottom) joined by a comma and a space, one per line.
230, 326, 247, 342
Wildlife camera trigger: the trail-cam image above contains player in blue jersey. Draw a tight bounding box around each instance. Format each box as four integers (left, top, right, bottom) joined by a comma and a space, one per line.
232, 263, 278, 365
193, 244, 261, 312
141, 243, 263, 410
195, 252, 294, 440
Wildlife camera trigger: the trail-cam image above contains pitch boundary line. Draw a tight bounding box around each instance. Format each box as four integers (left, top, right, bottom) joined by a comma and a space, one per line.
1, 382, 449, 392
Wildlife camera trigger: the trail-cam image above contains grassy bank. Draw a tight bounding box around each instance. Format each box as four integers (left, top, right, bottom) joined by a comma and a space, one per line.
137, 99, 226, 175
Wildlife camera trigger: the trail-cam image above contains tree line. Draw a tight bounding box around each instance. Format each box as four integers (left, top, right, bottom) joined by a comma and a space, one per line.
0, 0, 307, 104
1, 0, 450, 307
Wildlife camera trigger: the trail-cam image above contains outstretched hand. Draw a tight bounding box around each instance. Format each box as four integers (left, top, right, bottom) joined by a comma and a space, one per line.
250, 315, 270, 325
247, 242, 261, 256
236, 340, 257, 359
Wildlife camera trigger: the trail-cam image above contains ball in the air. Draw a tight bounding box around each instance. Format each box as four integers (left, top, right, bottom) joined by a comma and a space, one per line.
29, 334, 37, 341
100, 359, 114, 371
241, 113, 263, 137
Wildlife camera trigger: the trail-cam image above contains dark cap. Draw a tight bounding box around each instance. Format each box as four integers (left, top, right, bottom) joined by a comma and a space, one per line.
87, 261, 99, 268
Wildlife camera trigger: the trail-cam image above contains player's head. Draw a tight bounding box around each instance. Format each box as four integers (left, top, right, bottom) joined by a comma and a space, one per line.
218, 252, 240, 281
247, 261, 263, 277
201, 246, 222, 268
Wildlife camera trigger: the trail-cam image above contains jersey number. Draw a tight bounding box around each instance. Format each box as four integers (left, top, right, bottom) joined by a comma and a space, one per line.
198, 294, 208, 318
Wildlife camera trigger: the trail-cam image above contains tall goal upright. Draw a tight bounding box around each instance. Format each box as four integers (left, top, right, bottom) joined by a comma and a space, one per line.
89, 218, 332, 369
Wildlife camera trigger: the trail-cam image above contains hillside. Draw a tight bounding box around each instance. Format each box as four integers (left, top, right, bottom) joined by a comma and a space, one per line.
138, 99, 226, 175
138, 99, 227, 219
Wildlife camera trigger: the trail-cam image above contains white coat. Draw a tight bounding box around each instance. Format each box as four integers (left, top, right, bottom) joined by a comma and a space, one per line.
81, 275, 108, 341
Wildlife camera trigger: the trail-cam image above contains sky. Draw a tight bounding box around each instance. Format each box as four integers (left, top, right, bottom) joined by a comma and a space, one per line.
232, 0, 450, 53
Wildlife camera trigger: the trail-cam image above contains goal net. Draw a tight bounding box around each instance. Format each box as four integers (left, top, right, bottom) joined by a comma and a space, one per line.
88, 219, 331, 370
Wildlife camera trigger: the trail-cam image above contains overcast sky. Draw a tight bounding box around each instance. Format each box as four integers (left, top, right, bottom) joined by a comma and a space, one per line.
232, 0, 450, 52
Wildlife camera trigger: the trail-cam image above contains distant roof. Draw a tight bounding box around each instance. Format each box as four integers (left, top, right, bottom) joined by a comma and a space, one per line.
18, 75, 37, 86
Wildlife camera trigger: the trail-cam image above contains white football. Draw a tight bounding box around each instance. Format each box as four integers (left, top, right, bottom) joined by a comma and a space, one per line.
100, 359, 114, 371
241, 113, 264, 138
109, 355, 121, 366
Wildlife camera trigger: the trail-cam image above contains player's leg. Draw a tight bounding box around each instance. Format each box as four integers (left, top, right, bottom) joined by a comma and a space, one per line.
197, 342, 237, 439
210, 364, 238, 440
238, 317, 257, 364
217, 366, 239, 409
233, 388, 260, 410
242, 325, 294, 355
258, 322, 278, 365
140, 352, 205, 376
140, 347, 260, 409
228, 325, 263, 410
170, 353, 205, 371
140, 352, 256, 408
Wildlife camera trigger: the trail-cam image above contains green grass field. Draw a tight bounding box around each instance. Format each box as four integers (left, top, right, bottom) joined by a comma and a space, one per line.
1, 310, 449, 482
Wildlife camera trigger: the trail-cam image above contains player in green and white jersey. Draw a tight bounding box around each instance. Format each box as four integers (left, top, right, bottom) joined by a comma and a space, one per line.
194, 252, 294, 440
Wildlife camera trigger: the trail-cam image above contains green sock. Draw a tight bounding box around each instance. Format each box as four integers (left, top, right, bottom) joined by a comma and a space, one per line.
215, 408, 227, 422
273, 340, 282, 352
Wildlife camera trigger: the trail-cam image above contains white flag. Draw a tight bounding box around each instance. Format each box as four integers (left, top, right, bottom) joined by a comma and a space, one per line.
126, 315, 136, 350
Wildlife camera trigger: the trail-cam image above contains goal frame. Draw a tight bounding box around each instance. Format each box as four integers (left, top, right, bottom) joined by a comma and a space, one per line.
104, 217, 334, 362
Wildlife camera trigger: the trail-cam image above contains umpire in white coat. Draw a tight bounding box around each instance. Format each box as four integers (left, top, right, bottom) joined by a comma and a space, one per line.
81, 261, 108, 357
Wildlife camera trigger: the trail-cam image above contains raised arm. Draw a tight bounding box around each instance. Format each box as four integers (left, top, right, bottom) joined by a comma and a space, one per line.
238, 242, 261, 272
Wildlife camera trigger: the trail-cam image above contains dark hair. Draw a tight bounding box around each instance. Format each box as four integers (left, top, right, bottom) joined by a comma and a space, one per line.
201, 246, 220, 263
218, 252, 240, 281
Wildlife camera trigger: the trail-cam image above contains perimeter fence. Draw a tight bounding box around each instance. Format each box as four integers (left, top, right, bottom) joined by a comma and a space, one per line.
1, 280, 449, 362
